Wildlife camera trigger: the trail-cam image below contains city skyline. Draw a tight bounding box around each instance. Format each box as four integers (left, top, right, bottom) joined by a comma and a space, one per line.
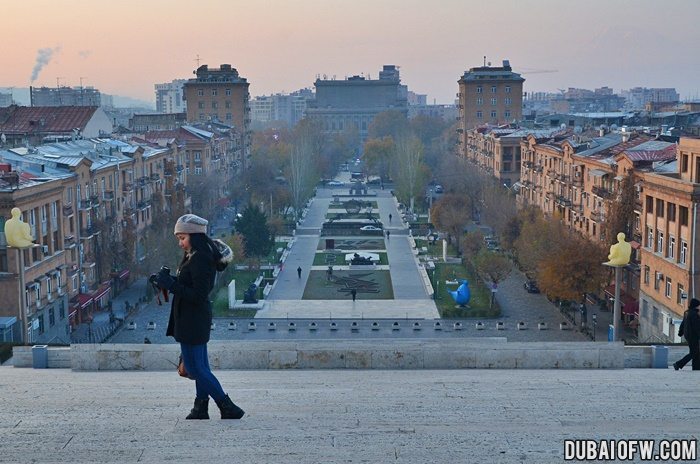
2, 0, 699, 104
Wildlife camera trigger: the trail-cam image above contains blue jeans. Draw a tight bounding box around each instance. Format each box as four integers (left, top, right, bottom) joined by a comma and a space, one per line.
179, 343, 226, 402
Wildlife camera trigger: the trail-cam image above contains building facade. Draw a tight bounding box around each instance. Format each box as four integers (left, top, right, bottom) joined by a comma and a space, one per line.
250, 89, 313, 128
155, 79, 187, 114
182, 64, 250, 165
637, 137, 700, 342
30, 86, 102, 107
457, 60, 524, 136
305, 65, 408, 147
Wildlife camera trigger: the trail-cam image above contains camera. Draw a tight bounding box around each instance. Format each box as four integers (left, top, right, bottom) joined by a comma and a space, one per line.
149, 266, 172, 305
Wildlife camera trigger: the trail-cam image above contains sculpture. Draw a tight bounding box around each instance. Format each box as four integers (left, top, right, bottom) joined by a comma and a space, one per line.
448, 280, 471, 307
350, 253, 374, 265
4, 207, 35, 248
242, 284, 258, 304
605, 232, 632, 266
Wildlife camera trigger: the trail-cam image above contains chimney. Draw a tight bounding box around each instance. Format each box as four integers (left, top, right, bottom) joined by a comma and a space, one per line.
622, 132, 630, 143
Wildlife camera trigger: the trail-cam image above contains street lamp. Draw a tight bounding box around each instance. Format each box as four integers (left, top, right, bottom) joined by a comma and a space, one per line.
591, 313, 597, 341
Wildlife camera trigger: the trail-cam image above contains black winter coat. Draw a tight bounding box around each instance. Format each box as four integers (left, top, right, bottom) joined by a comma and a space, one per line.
166, 250, 217, 345
679, 308, 700, 343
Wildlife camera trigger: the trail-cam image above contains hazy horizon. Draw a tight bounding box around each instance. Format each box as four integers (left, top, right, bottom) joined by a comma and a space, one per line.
3, 0, 699, 104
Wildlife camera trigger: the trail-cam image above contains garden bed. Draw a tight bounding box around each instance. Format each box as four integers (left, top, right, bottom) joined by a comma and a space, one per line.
432, 263, 501, 318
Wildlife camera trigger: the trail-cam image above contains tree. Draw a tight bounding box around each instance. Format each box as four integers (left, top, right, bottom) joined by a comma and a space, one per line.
603, 173, 637, 244
513, 210, 564, 278
393, 134, 426, 211
460, 232, 484, 263
473, 249, 512, 307
367, 110, 409, 140
287, 119, 322, 221
363, 136, 394, 180
430, 193, 470, 247
235, 204, 273, 259
537, 234, 608, 301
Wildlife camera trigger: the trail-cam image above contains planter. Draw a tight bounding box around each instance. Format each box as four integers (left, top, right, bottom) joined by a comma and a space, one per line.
517, 321, 527, 330
559, 322, 571, 330
495, 321, 505, 330
537, 322, 548, 330
475, 322, 485, 330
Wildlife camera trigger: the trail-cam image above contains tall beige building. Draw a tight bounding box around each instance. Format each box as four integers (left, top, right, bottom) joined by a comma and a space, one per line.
457, 60, 524, 149
183, 64, 250, 164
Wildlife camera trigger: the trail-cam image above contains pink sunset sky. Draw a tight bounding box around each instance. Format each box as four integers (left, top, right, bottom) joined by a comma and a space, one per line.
3, 0, 699, 104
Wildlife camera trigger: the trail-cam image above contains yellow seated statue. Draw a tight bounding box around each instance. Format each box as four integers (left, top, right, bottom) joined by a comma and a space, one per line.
4, 207, 35, 248
605, 232, 631, 266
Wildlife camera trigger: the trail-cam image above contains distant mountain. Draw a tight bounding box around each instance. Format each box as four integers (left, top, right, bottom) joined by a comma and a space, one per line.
0, 87, 154, 110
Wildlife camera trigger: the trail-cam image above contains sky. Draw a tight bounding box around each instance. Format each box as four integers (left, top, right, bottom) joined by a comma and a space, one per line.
2, 0, 699, 105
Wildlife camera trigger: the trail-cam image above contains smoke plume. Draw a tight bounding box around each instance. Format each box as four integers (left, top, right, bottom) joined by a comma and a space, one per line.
30, 47, 61, 82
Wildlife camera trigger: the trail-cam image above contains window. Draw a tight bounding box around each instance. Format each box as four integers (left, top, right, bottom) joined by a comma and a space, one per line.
656, 199, 664, 217
476, 86, 482, 94
476, 111, 482, 119
645, 196, 653, 213
476, 97, 483, 105
642, 300, 648, 319
644, 266, 650, 285
38, 315, 45, 334
49, 308, 55, 327
505, 111, 511, 119
211, 89, 217, 96
491, 111, 497, 118
225, 89, 231, 96
680, 206, 689, 226
505, 97, 512, 105
668, 203, 676, 222
198, 102, 204, 109
194, 167, 202, 175
211, 102, 218, 109
681, 241, 688, 264
678, 283, 685, 305
197, 89, 204, 96
505, 86, 511, 93
665, 277, 672, 298
491, 85, 497, 93
491, 97, 497, 106
654, 272, 660, 290
682, 154, 689, 172
656, 231, 664, 254
226, 113, 232, 121
652, 307, 659, 326
225, 101, 231, 109
669, 236, 675, 259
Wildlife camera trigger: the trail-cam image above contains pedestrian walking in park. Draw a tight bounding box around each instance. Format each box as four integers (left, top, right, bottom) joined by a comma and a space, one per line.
152, 213, 244, 420
386, 230, 390, 239
351, 288, 357, 302
297, 266, 302, 279
674, 298, 700, 370
389, 213, 392, 222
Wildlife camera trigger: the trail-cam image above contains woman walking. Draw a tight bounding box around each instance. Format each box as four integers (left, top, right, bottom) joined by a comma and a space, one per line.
154, 214, 244, 419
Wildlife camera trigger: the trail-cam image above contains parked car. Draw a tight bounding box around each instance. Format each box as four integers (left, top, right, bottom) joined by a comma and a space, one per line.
327, 180, 344, 187
360, 225, 382, 231
524, 280, 540, 293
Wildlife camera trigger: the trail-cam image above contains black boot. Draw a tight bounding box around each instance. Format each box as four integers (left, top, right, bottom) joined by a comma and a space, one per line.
186, 398, 210, 420
215, 395, 245, 419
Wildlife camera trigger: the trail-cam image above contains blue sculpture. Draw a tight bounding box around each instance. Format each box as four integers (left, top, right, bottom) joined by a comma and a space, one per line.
448, 280, 471, 307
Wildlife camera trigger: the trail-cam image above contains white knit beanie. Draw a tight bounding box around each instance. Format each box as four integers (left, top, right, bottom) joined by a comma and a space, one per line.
174, 214, 208, 235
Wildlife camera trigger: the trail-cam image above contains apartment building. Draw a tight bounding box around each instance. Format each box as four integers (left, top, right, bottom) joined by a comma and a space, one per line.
457, 60, 524, 141
155, 79, 187, 114
0, 138, 173, 342
30, 86, 102, 107
0, 164, 72, 344
637, 137, 700, 342
182, 64, 250, 165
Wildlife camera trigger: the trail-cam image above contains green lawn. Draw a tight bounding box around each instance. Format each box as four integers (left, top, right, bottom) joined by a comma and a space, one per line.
432, 263, 501, 318
316, 238, 386, 251
212, 270, 264, 317
313, 252, 388, 265
303, 270, 394, 300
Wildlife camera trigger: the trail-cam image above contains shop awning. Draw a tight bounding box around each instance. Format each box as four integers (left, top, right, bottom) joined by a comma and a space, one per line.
604, 284, 638, 316
92, 285, 111, 301
76, 293, 94, 309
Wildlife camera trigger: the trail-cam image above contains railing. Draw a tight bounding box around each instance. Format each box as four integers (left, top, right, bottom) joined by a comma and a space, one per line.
62, 204, 74, 216
150, 173, 160, 181
590, 210, 604, 222
592, 186, 612, 199
63, 235, 76, 248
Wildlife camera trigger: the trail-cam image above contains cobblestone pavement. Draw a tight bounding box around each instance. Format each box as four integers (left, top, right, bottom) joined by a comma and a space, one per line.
1, 366, 696, 463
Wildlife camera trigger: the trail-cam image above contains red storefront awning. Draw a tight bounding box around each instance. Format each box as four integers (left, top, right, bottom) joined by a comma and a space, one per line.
77, 293, 94, 309
92, 285, 111, 301
604, 284, 639, 316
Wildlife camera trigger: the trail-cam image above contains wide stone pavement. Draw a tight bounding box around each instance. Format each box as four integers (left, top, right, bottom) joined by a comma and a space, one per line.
1, 366, 696, 463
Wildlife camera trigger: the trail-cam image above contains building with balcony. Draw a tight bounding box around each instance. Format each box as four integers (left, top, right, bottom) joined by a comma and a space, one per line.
30, 86, 102, 107
250, 89, 314, 129
305, 65, 408, 147
457, 60, 524, 138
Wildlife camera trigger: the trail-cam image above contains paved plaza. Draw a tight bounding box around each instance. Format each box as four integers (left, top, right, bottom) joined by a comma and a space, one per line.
1, 366, 697, 463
